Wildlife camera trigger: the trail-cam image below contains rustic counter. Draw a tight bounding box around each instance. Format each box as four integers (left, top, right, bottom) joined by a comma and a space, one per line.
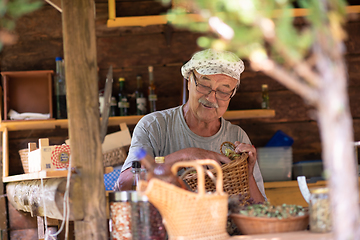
264, 177, 360, 207
230, 230, 332, 239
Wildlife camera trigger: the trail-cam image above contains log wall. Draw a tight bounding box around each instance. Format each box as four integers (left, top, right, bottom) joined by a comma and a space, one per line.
0, 1, 359, 239
0, 2, 359, 175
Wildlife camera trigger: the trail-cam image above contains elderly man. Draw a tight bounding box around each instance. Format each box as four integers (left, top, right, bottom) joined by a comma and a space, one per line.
115, 49, 266, 202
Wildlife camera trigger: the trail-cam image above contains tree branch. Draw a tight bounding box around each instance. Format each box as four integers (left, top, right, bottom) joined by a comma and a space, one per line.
256, 17, 322, 88
250, 57, 320, 106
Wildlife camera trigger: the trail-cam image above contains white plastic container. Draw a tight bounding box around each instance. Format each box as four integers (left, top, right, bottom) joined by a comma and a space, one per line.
257, 147, 292, 182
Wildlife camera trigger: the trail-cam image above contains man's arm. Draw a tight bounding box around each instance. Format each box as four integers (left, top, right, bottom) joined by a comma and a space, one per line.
115, 147, 231, 191
114, 168, 133, 191
234, 141, 265, 203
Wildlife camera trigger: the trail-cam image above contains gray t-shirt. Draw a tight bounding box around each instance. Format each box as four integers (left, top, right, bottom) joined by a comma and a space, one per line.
121, 105, 266, 199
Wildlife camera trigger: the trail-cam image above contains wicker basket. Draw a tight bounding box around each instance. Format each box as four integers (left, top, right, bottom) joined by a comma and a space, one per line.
138, 159, 230, 240
230, 213, 309, 235
181, 142, 249, 198
102, 145, 128, 167
18, 148, 30, 174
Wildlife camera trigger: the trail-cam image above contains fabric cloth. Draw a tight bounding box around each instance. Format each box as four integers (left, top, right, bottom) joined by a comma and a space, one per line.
181, 49, 245, 85
121, 105, 267, 200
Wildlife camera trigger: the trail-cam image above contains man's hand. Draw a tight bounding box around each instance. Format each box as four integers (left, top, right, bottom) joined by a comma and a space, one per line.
234, 141, 257, 176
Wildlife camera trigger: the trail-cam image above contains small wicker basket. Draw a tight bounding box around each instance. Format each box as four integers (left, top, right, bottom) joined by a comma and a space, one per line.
102, 145, 128, 167
230, 213, 309, 235
18, 148, 30, 174
181, 142, 249, 198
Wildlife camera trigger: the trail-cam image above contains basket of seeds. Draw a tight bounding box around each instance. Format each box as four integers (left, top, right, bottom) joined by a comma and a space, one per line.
230, 202, 309, 235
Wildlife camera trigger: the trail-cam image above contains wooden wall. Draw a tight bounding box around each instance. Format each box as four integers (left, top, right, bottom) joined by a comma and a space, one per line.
1, 1, 360, 178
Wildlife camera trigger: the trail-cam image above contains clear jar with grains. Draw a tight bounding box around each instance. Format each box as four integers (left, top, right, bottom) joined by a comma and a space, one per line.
109, 191, 167, 240
309, 187, 332, 233
109, 191, 132, 240
130, 192, 167, 240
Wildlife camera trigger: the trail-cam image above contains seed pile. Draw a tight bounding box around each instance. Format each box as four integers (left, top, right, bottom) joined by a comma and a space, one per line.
238, 202, 307, 219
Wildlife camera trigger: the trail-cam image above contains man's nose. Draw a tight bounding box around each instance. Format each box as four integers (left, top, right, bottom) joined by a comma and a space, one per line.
206, 90, 217, 102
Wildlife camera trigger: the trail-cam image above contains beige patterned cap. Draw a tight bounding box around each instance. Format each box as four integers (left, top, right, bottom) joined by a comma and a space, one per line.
181, 49, 245, 85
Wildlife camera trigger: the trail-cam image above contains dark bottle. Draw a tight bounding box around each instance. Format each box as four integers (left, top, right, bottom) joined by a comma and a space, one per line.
131, 161, 142, 190
181, 77, 188, 105
148, 66, 157, 113
134, 148, 189, 190
261, 84, 270, 109
53, 57, 67, 119
118, 77, 129, 116
135, 75, 147, 115
109, 96, 118, 117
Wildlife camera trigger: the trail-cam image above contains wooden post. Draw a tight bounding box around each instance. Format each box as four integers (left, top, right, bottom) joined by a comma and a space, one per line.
61, 0, 107, 239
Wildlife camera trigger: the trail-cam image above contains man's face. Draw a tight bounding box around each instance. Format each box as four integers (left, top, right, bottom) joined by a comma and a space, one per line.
188, 70, 238, 122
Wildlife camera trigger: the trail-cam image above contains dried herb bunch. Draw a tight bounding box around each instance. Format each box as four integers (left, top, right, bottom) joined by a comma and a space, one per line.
222, 142, 242, 160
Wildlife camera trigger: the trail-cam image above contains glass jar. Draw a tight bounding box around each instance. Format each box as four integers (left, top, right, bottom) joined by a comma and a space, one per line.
130, 192, 167, 240
109, 191, 132, 240
309, 187, 332, 233
109, 191, 167, 240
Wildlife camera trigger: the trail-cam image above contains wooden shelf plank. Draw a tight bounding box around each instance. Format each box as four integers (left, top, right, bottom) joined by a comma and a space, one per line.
0, 109, 275, 132
3, 170, 69, 183
3, 167, 113, 183
223, 109, 275, 120
107, 13, 203, 28
106, 6, 360, 28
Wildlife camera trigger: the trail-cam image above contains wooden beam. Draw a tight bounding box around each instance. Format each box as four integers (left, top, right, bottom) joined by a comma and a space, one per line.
6, 177, 84, 220
0, 128, 8, 240
61, 0, 107, 239
45, 0, 62, 12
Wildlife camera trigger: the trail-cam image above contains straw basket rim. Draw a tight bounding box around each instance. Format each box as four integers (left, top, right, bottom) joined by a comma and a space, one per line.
230, 212, 309, 234
230, 213, 309, 222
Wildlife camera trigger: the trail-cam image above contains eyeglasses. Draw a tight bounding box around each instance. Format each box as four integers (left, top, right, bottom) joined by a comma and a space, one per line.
191, 71, 236, 101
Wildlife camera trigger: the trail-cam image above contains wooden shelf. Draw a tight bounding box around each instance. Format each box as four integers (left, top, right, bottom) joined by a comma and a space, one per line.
3, 170, 71, 183
1, 109, 274, 182
0, 109, 275, 132
2, 167, 114, 183
105, 3, 360, 28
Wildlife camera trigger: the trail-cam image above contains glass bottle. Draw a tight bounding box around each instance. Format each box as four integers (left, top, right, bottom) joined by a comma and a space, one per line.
109, 96, 118, 117
118, 77, 129, 116
181, 77, 188, 105
131, 161, 141, 191
261, 84, 270, 109
148, 66, 157, 113
135, 75, 147, 115
53, 57, 67, 119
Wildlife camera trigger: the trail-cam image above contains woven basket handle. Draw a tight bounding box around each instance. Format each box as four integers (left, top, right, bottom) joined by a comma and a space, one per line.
171, 159, 224, 196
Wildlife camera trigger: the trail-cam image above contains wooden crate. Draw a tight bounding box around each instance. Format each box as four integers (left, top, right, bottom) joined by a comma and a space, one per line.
1, 70, 54, 120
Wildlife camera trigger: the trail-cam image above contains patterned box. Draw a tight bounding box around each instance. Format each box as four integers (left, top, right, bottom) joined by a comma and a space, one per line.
28, 138, 70, 172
